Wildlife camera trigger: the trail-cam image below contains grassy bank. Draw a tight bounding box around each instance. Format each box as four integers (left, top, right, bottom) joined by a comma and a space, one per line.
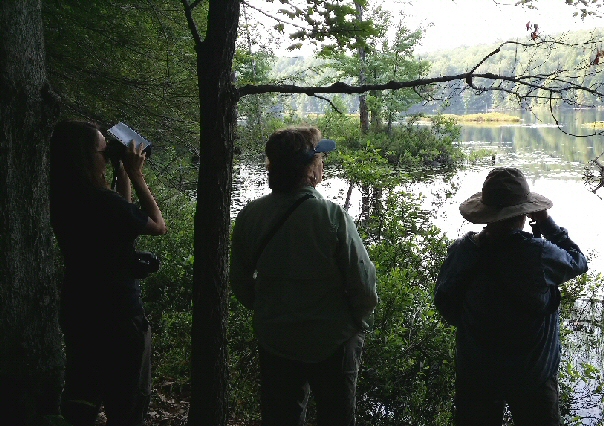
443, 112, 521, 123
582, 121, 604, 129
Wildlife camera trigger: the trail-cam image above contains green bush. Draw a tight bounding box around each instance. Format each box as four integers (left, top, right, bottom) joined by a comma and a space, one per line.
228, 296, 260, 422
356, 189, 455, 425
320, 112, 463, 172
153, 310, 192, 388
137, 176, 195, 322
134, 169, 195, 387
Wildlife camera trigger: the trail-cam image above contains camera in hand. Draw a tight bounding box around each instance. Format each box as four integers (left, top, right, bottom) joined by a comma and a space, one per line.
105, 138, 153, 163
132, 251, 160, 279
105, 122, 153, 164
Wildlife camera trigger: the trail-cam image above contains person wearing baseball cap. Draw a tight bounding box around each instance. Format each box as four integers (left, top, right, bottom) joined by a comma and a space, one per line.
230, 126, 377, 425
434, 167, 588, 425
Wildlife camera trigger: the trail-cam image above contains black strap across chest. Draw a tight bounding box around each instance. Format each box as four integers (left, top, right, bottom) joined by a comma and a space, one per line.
252, 193, 315, 273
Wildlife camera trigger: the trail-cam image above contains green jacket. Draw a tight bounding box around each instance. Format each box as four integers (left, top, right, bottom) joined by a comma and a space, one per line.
230, 186, 377, 362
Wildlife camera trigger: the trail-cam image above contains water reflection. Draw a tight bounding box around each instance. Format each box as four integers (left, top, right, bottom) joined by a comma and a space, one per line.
437, 110, 604, 274
462, 109, 604, 165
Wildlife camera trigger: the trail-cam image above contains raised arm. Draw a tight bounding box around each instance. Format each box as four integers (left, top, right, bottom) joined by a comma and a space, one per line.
122, 140, 167, 236
114, 162, 132, 202
528, 211, 588, 285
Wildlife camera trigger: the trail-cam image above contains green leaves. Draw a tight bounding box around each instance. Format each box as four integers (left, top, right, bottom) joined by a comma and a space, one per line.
44, 0, 203, 191
337, 143, 396, 187
273, 0, 379, 52
356, 187, 455, 424
318, 4, 429, 130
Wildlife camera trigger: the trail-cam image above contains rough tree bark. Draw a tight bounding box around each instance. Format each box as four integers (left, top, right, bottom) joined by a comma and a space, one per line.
0, 1, 63, 425
186, 0, 240, 425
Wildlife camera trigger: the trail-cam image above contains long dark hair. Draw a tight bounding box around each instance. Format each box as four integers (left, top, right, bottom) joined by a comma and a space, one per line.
50, 120, 104, 208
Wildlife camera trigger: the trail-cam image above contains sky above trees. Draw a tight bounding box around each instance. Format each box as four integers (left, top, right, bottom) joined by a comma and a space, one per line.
403, 0, 603, 53
253, 0, 603, 56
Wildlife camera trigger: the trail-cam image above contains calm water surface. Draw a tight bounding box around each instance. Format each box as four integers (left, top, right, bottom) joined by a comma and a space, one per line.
435, 109, 604, 274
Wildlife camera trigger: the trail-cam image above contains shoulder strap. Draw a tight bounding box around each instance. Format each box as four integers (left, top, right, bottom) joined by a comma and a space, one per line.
252, 193, 315, 274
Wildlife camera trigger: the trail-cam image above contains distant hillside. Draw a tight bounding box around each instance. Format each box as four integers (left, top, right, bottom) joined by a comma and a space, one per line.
415, 28, 604, 113
271, 28, 604, 115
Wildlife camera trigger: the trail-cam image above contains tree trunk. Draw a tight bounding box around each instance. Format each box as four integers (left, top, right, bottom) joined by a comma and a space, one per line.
188, 0, 239, 425
0, 1, 63, 425
359, 92, 369, 134
356, 2, 369, 134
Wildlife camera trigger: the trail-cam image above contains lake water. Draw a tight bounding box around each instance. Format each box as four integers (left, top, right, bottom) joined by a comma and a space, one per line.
431, 109, 604, 274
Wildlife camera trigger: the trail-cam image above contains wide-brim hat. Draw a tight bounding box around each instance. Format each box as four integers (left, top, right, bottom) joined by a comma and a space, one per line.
459, 167, 553, 224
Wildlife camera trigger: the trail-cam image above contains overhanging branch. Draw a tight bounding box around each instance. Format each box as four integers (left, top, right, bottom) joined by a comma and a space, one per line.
238, 74, 470, 97
182, 0, 203, 48
238, 71, 604, 99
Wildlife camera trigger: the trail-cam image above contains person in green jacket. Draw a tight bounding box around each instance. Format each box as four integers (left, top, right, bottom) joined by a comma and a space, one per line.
230, 126, 378, 426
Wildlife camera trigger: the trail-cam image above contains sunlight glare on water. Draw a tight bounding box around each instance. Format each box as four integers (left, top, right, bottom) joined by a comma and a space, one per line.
419, 163, 604, 274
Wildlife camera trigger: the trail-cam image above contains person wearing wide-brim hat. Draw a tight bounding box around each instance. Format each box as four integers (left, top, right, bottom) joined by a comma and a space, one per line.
434, 167, 587, 425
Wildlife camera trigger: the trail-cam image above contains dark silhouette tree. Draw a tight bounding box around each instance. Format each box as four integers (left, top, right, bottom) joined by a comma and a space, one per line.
182, 1, 238, 424
0, 1, 63, 425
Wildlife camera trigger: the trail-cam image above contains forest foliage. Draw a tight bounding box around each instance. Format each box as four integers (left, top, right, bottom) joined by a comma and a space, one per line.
136, 113, 604, 424
38, 1, 604, 424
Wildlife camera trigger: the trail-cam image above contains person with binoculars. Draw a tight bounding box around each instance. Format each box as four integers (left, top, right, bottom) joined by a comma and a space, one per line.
50, 120, 166, 426
435, 167, 587, 426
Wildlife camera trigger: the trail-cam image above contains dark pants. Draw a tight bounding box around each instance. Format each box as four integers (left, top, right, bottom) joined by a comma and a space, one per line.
259, 332, 365, 426
61, 315, 152, 426
455, 375, 560, 426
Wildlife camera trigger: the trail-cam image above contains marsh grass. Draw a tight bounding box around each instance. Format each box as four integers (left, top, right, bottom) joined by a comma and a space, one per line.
581, 121, 604, 129
443, 112, 521, 124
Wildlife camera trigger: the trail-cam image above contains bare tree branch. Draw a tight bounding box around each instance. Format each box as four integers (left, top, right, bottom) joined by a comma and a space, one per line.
238, 71, 602, 97
239, 36, 604, 139
312, 93, 344, 113
182, 0, 203, 48
469, 45, 502, 74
